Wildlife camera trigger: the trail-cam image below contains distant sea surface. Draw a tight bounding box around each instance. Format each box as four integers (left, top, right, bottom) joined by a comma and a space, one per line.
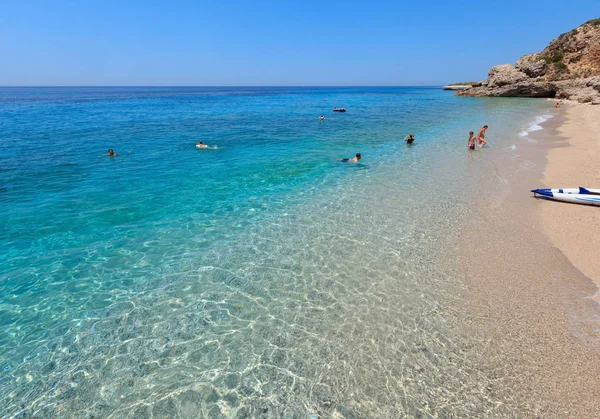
0, 87, 551, 417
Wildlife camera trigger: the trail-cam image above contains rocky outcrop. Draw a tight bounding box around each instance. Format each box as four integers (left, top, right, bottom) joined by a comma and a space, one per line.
457, 19, 600, 103
487, 64, 530, 86
459, 75, 600, 103
515, 53, 548, 78
443, 85, 472, 91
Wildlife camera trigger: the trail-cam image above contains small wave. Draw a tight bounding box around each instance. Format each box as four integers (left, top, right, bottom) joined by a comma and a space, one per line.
528, 124, 543, 132
520, 113, 553, 136
536, 114, 553, 124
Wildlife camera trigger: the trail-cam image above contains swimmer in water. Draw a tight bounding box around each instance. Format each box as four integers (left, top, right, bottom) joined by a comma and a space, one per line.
318, 115, 326, 121
100, 149, 118, 157
340, 153, 361, 163
404, 134, 415, 144
196, 141, 211, 149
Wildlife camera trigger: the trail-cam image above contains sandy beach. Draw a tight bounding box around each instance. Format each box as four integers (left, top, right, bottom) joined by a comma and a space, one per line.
541, 105, 600, 293
458, 103, 600, 417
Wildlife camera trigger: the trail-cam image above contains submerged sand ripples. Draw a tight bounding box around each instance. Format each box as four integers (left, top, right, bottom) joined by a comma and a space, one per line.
1, 165, 515, 418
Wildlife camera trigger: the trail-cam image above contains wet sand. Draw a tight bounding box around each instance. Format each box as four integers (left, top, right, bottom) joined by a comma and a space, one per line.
458, 104, 600, 417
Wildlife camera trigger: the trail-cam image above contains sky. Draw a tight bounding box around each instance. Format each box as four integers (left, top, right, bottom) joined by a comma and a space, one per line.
0, 0, 598, 86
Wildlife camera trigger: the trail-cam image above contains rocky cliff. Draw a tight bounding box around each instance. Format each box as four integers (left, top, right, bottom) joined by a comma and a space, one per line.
457, 19, 600, 104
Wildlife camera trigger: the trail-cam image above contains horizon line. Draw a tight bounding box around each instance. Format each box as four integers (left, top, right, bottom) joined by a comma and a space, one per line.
0, 85, 445, 88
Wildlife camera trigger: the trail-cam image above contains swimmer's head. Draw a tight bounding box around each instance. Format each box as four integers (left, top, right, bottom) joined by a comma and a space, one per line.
469, 131, 474, 135
108, 149, 115, 156
198, 141, 203, 144
356, 153, 361, 160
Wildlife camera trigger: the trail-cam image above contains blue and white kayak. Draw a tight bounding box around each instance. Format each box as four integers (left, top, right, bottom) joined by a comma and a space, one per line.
531, 187, 600, 206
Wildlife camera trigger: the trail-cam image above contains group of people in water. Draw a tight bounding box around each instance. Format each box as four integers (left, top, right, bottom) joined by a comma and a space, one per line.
467, 125, 489, 150
102, 123, 490, 163
339, 125, 489, 163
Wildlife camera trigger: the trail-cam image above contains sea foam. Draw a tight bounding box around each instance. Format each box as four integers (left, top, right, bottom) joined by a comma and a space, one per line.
519, 114, 553, 139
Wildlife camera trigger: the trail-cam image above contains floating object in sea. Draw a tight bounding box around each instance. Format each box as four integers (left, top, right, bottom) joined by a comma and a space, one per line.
333, 108, 346, 112
531, 187, 600, 206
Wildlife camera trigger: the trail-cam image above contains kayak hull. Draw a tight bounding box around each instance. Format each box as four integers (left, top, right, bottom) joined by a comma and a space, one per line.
531, 187, 600, 206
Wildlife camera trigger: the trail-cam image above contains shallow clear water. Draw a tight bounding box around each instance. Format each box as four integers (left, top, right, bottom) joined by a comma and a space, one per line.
0, 87, 551, 417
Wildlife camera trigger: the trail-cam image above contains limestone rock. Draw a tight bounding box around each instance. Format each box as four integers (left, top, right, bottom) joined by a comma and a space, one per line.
487, 64, 529, 87
516, 53, 548, 78
443, 84, 472, 91
455, 19, 600, 104
554, 76, 600, 102
457, 81, 555, 98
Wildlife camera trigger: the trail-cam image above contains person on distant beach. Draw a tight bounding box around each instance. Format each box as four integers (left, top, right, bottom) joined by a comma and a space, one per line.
340, 153, 361, 163
468, 132, 476, 150
100, 149, 118, 157
555, 102, 561, 108
404, 134, 415, 144
477, 125, 488, 147
196, 141, 210, 149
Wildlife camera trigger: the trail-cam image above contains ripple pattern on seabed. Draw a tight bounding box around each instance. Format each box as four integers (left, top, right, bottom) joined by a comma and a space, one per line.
1, 181, 473, 417
0, 87, 552, 417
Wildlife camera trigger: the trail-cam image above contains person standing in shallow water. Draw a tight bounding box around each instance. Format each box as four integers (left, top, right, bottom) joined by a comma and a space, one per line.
477, 125, 488, 147
468, 132, 476, 150
404, 134, 415, 144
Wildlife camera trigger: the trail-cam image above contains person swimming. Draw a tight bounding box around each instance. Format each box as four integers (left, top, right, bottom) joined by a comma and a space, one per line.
100, 149, 118, 157
196, 141, 211, 149
468, 131, 476, 150
404, 134, 415, 144
318, 115, 326, 121
340, 153, 361, 163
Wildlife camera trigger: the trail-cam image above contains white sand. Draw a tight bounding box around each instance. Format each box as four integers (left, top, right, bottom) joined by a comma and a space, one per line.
458, 104, 600, 417
541, 104, 600, 291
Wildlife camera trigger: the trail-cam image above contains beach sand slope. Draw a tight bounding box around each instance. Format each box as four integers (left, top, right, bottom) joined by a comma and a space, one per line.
541, 105, 600, 291
459, 105, 600, 417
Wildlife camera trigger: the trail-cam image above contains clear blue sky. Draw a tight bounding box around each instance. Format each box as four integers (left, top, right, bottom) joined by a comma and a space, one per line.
1, 0, 598, 86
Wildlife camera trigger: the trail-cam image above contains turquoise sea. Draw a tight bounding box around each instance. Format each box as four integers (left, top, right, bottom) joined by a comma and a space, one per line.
0, 87, 552, 417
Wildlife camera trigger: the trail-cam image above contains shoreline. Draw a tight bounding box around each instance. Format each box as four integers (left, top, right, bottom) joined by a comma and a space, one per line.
458, 103, 600, 417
